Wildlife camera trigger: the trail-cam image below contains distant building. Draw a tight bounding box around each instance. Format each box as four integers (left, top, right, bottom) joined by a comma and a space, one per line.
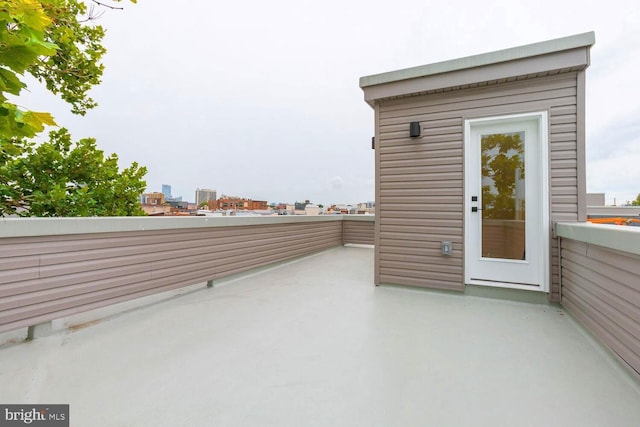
293, 202, 307, 215
195, 188, 217, 206
143, 192, 165, 205
161, 184, 172, 200
167, 200, 195, 215
358, 201, 375, 214
305, 204, 321, 216
252, 200, 269, 210
273, 203, 293, 215
140, 192, 168, 215
216, 196, 268, 211
161, 184, 182, 202
141, 204, 171, 216
330, 204, 356, 214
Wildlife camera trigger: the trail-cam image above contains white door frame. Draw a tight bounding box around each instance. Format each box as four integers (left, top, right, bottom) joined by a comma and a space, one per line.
464, 112, 550, 291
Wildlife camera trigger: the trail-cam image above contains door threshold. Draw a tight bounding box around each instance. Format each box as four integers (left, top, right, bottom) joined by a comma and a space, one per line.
468, 278, 545, 292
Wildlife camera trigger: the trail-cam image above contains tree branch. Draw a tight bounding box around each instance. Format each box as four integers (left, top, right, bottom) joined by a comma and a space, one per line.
91, 1, 124, 10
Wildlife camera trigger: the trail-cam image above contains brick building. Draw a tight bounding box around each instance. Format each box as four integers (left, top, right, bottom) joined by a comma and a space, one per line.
215, 196, 268, 211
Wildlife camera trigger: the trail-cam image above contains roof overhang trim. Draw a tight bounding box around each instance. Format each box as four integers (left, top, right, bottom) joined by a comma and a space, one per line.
360, 32, 595, 106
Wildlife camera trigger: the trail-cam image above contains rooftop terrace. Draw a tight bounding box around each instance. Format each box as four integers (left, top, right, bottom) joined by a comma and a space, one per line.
2, 244, 640, 426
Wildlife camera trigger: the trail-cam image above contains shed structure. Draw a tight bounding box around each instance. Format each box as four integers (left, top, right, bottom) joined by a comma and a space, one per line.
360, 32, 595, 301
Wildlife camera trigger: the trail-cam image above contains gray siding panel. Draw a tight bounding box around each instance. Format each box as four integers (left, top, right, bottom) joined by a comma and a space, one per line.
377, 73, 579, 293
342, 219, 375, 246
0, 221, 343, 333
560, 238, 640, 376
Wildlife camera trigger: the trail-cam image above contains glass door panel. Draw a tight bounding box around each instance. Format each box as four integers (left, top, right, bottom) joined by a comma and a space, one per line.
480, 132, 526, 261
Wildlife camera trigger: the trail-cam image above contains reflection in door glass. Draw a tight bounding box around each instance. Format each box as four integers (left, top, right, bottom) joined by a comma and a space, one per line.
481, 132, 525, 260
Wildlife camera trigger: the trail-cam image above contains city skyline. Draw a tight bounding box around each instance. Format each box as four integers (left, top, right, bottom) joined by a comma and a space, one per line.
149, 184, 372, 207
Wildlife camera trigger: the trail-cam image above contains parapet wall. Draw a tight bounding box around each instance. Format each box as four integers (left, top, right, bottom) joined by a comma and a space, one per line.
557, 222, 640, 378
0, 215, 374, 334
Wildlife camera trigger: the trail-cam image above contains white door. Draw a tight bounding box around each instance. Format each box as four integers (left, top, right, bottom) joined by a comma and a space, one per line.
464, 113, 549, 290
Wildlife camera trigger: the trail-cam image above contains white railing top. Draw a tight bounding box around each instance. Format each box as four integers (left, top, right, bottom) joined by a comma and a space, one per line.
0, 215, 374, 238
556, 222, 640, 256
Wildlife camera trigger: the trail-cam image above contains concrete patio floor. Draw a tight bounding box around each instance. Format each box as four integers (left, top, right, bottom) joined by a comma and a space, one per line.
1, 246, 639, 426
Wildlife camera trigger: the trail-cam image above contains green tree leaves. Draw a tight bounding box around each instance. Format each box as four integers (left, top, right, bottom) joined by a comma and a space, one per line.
30, 0, 107, 115
481, 132, 525, 220
0, 0, 59, 139
11, 128, 147, 216
0, 0, 146, 217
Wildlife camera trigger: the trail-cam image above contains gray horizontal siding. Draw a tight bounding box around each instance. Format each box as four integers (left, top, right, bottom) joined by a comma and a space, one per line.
377, 72, 579, 294
0, 220, 343, 334
342, 218, 375, 246
560, 238, 640, 377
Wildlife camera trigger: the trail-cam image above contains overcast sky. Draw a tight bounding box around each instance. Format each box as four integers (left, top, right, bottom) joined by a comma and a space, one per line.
19, 0, 640, 206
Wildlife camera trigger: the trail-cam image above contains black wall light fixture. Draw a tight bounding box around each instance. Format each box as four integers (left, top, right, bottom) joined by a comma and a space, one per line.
371, 136, 375, 149
409, 121, 421, 138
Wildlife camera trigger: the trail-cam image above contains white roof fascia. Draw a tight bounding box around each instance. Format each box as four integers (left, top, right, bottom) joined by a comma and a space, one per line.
359, 31, 595, 89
